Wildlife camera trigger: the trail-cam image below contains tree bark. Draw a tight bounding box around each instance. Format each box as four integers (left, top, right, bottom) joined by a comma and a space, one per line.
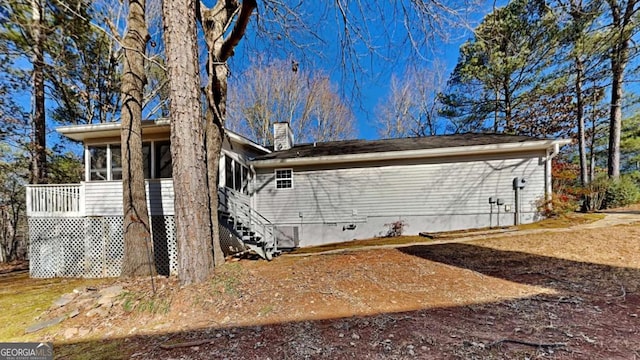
605, 0, 635, 179
202, 2, 232, 267
120, 0, 156, 277
607, 53, 625, 178
205, 112, 225, 267
163, 0, 215, 284
503, 79, 512, 133
30, 0, 46, 184
575, 57, 588, 187
575, 55, 591, 212
200, 0, 257, 268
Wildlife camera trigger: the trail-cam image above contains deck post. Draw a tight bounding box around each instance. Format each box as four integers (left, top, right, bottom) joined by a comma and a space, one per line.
79, 184, 86, 216
26, 187, 32, 217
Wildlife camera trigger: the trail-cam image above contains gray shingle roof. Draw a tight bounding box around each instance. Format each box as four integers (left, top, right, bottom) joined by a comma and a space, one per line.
254, 133, 544, 161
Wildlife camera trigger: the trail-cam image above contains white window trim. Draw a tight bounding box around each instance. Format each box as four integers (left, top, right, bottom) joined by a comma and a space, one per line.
275, 168, 293, 189
84, 145, 90, 181
106, 145, 112, 180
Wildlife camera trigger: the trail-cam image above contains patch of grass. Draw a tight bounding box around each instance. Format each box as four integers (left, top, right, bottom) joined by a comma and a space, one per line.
118, 291, 172, 314
0, 272, 110, 341
55, 339, 128, 360
517, 213, 604, 230
211, 262, 243, 297
259, 305, 274, 316
290, 235, 428, 255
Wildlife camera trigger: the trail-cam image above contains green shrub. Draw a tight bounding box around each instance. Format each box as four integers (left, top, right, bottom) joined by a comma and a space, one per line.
627, 171, 640, 186
603, 176, 640, 209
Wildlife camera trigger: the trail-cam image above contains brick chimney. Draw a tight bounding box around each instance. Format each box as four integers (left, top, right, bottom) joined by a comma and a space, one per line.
273, 122, 294, 151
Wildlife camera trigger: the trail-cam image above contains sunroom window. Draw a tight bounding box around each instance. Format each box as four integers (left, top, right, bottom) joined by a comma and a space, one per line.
224, 156, 250, 195
88, 142, 167, 181
111, 145, 122, 180
155, 141, 172, 178
142, 142, 151, 179
90, 146, 108, 181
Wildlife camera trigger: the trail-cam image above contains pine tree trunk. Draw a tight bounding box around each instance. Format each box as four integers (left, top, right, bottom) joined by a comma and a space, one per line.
503, 81, 512, 133
575, 57, 588, 187
30, 0, 46, 184
200, 0, 257, 267
607, 53, 624, 179
589, 116, 597, 182
202, 4, 231, 268
205, 112, 225, 267
120, 0, 156, 277
605, 0, 634, 179
0, 207, 10, 262
204, 64, 227, 267
163, 0, 214, 284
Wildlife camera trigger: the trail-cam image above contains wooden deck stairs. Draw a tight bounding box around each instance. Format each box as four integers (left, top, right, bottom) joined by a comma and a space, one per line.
218, 188, 280, 260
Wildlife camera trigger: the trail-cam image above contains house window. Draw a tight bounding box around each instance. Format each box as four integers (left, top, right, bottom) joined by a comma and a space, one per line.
225, 156, 250, 194
142, 142, 151, 179
242, 166, 249, 194
90, 146, 108, 180
110, 145, 122, 180
275, 169, 292, 189
155, 141, 172, 178
225, 157, 234, 190
234, 162, 243, 192
88, 141, 167, 181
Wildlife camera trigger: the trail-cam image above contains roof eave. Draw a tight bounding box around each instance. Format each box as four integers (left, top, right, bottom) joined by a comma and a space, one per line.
225, 131, 271, 154
56, 120, 169, 141
57, 121, 270, 154
250, 139, 572, 168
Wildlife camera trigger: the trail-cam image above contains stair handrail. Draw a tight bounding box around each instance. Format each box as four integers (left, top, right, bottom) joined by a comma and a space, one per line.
218, 187, 276, 251
219, 187, 272, 225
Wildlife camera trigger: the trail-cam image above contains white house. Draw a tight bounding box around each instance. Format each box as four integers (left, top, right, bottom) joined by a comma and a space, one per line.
26, 120, 569, 278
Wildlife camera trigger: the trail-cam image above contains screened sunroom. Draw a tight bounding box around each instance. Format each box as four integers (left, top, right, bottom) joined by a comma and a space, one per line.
25, 119, 269, 277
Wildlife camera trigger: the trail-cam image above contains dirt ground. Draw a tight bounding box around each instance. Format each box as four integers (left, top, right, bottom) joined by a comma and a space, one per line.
3, 209, 640, 359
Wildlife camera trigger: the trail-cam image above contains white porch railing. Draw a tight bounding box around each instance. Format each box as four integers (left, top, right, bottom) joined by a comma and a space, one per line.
26, 184, 84, 217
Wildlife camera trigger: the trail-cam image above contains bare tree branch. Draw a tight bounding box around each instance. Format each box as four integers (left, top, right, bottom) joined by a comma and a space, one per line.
220, 0, 256, 61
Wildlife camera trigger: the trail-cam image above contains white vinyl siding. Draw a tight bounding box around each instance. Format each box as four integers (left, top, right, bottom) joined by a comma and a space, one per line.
84, 179, 175, 216
254, 152, 545, 224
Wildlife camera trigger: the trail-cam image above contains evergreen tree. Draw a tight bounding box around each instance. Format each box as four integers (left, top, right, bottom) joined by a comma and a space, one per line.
552, 0, 609, 187
601, 0, 640, 178
442, 0, 561, 135
0, 0, 121, 184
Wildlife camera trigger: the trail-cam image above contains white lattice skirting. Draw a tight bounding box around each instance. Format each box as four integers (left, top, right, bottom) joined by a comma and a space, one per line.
29, 216, 177, 278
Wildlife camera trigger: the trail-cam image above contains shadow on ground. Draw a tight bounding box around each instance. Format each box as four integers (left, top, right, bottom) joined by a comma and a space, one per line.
56, 244, 640, 359
398, 243, 639, 294
599, 210, 640, 215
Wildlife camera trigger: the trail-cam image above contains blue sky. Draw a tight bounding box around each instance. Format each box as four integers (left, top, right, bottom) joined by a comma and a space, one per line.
12, 1, 501, 154
224, 1, 500, 141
